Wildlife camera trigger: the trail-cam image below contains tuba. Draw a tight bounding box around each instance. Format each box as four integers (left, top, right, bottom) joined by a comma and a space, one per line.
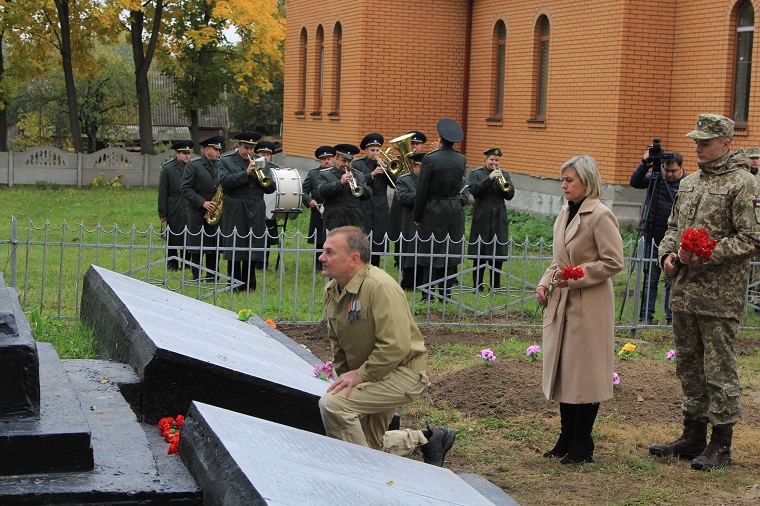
204, 185, 224, 225
378, 132, 416, 177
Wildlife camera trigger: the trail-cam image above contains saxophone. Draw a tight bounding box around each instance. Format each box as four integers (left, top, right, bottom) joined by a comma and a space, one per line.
204, 186, 224, 225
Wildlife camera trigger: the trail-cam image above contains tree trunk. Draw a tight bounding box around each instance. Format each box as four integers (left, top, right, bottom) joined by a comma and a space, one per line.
54, 0, 83, 153
190, 109, 200, 147
0, 32, 8, 152
130, 1, 164, 155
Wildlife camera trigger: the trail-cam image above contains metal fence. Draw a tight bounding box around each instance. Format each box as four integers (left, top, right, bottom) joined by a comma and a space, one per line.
3, 216, 760, 331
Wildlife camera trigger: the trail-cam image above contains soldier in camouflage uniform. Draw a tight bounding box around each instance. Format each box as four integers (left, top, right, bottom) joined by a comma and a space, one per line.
650, 114, 760, 470
745, 146, 760, 175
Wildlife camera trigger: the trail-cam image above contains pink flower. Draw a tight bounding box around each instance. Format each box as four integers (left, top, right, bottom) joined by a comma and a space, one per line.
613, 372, 620, 385
525, 345, 543, 361
479, 348, 496, 364
313, 361, 335, 381
666, 349, 676, 360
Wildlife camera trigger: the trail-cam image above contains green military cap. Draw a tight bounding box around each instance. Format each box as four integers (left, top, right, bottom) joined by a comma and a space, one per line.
483, 147, 502, 157
685, 114, 734, 140
171, 140, 194, 153
745, 146, 760, 158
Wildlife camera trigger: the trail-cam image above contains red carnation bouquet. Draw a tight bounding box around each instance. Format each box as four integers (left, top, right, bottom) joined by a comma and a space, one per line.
158, 415, 185, 455
537, 265, 585, 314
680, 228, 716, 259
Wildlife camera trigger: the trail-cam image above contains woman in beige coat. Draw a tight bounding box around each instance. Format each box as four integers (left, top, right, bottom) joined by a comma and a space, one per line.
536, 155, 624, 464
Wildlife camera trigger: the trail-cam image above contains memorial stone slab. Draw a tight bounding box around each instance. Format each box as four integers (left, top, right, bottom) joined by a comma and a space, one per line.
181, 401, 498, 506
0, 285, 40, 421
81, 265, 328, 432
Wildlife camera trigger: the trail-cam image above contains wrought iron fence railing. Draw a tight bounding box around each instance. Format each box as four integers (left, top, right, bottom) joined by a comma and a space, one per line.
4, 217, 760, 331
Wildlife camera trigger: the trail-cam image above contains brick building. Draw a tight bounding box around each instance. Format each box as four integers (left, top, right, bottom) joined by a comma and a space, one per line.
282, 0, 760, 221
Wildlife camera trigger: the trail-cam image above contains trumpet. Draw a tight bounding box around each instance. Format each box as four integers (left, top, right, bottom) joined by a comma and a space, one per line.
491, 169, 513, 193
249, 155, 273, 187
345, 169, 364, 197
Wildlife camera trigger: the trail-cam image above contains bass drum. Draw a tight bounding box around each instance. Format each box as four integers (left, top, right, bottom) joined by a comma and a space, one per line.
264, 168, 303, 220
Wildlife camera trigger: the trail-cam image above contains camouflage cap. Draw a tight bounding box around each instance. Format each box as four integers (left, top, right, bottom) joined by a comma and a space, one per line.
746, 146, 760, 158
685, 114, 734, 140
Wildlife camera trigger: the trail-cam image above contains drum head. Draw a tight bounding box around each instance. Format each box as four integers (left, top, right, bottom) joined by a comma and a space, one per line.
264, 168, 304, 220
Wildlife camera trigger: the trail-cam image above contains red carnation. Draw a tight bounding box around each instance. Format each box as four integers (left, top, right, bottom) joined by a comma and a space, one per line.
680, 228, 716, 260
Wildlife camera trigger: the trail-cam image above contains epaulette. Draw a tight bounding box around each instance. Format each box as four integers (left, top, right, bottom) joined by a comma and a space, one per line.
162, 159, 174, 167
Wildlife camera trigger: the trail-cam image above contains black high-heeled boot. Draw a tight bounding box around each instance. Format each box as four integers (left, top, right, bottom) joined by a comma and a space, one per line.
543, 403, 576, 458
561, 403, 599, 464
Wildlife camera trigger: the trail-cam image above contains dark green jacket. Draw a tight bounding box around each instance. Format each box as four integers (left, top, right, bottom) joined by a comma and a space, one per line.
318, 165, 372, 231
352, 156, 395, 244
181, 155, 219, 248
467, 166, 515, 256
301, 166, 325, 245
158, 158, 188, 247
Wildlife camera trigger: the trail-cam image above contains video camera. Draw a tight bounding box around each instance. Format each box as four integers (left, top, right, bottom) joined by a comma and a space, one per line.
647, 138, 676, 172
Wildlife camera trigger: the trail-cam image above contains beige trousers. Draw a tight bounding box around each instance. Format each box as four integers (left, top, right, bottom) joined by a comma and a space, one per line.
319, 366, 429, 456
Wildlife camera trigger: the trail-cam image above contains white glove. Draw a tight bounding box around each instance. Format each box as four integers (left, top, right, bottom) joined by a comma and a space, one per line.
489, 169, 500, 180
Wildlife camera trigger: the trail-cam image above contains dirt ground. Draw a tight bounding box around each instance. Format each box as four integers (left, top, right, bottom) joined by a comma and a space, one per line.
279, 323, 760, 506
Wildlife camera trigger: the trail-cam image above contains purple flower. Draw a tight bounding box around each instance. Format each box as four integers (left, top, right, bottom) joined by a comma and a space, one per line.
479, 348, 496, 363
313, 362, 335, 381
526, 345, 542, 356
613, 372, 620, 385
666, 349, 676, 360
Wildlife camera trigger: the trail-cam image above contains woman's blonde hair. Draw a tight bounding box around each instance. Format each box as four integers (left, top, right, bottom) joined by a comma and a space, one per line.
560, 155, 603, 199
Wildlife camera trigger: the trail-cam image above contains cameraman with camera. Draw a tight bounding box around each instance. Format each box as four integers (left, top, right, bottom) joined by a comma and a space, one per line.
630, 139, 685, 325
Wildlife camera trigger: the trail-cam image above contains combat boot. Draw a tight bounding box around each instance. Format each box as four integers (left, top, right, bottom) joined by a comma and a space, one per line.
421, 425, 456, 467
691, 425, 733, 471
649, 418, 707, 459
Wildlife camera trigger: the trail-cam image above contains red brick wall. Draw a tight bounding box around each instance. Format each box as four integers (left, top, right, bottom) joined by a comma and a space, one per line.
285, 0, 760, 185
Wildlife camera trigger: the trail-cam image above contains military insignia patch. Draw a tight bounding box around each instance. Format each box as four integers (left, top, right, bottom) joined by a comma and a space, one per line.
755, 199, 760, 207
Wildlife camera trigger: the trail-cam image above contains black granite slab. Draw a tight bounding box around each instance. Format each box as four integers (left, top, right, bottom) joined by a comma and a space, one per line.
182, 401, 506, 506
0, 358, 201, 504
0, 286, 39, 421
80, 265, 328, 432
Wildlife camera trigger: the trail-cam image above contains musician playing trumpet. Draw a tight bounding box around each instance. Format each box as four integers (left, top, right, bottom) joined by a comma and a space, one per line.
218, 132, 276, 292
351, 133, 395, 266
318, 144, 372, 234
467, 147, 516, 293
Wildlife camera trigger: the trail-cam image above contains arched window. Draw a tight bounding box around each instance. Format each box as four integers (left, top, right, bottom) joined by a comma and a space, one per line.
492, 20, 507, 119
733, 2, 754, 126
331, 23, 343, 115
534, 16, 550, 120
297, 28, 308, 114
312, 25, 324, 115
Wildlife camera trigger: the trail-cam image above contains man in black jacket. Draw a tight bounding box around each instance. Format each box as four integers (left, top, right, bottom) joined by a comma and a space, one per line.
413, 118, 466, 296
158, 140, 193, 271
302, 146, 335, 270
630, 147, 685, 325
318, 144, 372, 232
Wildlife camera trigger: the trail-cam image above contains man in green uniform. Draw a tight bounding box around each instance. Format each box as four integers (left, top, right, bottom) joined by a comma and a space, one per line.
318, 144, 372, 231
650, 114, 760, 470
218, 132, 275, 292
467, 147, 515, 292
158, 140, 193, 271
181, 136, 224, 280
317, 226, 455, 466
396, 152, 424, 290
745, 146, 760, 175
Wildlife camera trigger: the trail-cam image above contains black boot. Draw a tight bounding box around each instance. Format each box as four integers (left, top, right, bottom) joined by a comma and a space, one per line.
543, 403, 576, 458
691, 424, 733, 471
421, 425, 456, 467
561, 403, 599, 464
649, 418, 708, 459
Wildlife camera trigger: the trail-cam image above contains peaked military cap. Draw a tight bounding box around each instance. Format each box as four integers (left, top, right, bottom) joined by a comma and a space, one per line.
315, 145, 337, 159
408, 131, 427, 144
745, 146, 760, 158
411, 152, 426, 164
200, 135, 225, 151
685, 114, 734, 140
334, 144, 360, 160
437, 118, 464, 143
360, 133, 384, 150
484, 147, 502, 157
171, 140, 194, 152
255, 140, 276, 154
234, 132, 262, 145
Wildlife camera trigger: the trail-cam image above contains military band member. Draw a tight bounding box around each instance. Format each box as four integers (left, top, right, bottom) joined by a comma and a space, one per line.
413, 118, 467, 295
352, 133, 394, 266
467, 147, 515, 292
181, 136, 224, 280
158, 140, 193, 271
254, 140, 279, 169
302, 145, 335, 270
254, 139, 281, 267
396, 152, 425, 290
389, 130, 428, 266
318, 144, 372, 232
218, 132, 275, 292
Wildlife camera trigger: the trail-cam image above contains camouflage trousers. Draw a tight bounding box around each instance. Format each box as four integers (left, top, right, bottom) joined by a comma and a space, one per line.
672, 312, 742, 426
